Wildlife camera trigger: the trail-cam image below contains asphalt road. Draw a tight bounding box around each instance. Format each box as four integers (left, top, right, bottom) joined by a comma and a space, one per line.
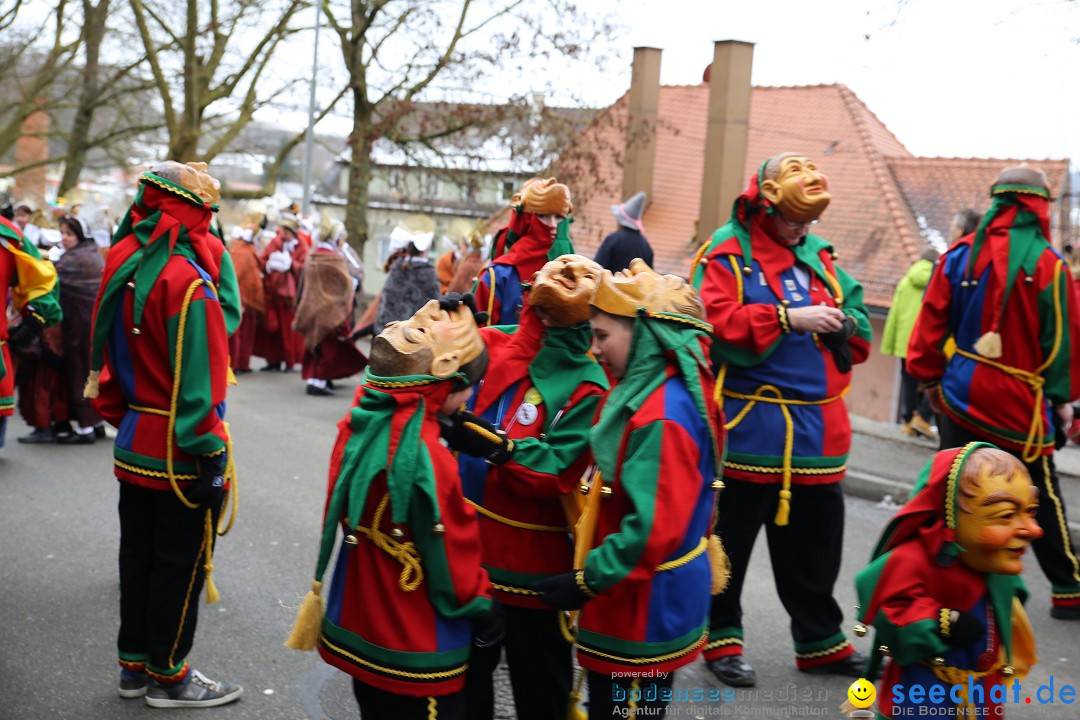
2, 370, 1078, 719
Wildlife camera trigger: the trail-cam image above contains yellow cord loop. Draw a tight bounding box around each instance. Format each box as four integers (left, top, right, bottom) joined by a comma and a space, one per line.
466, 498, 568, 533
722, 384, 848, 526
352, 494, 424, 591
927, 659, 1004, 715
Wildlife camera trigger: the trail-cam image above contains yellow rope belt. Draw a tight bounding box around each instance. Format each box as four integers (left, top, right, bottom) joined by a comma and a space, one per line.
465, 498, 568, 533
722, 384, 848, 526
656, 536, 709, 572
925, 658, 1005, 714
350, 494, 423, 591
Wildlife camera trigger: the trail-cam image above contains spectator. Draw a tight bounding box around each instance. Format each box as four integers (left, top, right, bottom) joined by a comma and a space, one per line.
593, 190, 653, 272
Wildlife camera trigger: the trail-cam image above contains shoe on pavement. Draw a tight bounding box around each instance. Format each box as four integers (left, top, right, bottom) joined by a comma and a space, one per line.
707, 656, 757, 687
145, 669, 242, 708
908, 412, 937, 441
260, 363, 282, 372
57, 431, 95, 445
800, 649, 874, 678
118, 669, 147, 698
94, 425, 108, 439
17, 428, 54, 444
1050, 604, 1080, 620
899, 420, 917, 437
306, 384, 334, 397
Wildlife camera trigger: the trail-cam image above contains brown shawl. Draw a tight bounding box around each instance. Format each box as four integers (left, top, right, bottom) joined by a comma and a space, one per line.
229, 240, 265, 315
292, 250, 354, 349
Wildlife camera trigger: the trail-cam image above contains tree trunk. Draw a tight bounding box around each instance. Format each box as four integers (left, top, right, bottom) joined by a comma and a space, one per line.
58, 0, 109, 196
345, 82, 373, 254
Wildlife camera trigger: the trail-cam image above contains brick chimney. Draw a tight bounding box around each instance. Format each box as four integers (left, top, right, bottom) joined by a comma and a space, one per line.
13, 103, 49, 206
622, 47, 662, 202
696, 40, 754, 245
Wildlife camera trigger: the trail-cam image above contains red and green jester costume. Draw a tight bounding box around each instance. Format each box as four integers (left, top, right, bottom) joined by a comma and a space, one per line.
87, 170, 235, 688
305, 369, 493, 699
854, 443, 1036, 719
1, 215, 62, 446
575, 309, 725, 677
691, 165, 872, 671
907, 172, 1080, 614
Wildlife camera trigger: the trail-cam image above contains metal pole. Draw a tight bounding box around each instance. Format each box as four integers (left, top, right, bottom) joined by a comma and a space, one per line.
301, 1, 322, 216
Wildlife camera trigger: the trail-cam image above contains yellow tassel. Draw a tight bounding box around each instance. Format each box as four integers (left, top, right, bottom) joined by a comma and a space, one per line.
202, 510, 220, 604
708, 534, 731, 595
974, 331, 1003, 359
83, 370, 100, 399
284, 580, 325, 651
226, 365, 237, 386
774, 489, 792, 526
566, 667, 588, 720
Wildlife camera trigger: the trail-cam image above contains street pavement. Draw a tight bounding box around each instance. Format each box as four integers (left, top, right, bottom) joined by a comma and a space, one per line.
2, 370, 1079, 719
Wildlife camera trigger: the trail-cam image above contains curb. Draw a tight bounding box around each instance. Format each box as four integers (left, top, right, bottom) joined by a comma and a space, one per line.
843, 469, 1080, 550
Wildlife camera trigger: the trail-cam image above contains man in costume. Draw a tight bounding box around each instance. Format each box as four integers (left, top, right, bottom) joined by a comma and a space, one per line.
0, 215, 62, 449
438, 255, 609, 720
474, 177, 575, 326
226, 226, 264, 374
532, 260, 726, 717
907, 164, 1080, 620
593, 190, 653, 272
692, 153, 873, 686
293, 220, 367, 396
853, 443, 1039, 718
286, 298, 499, 720
256, 219, 306, 371
87, 161, 241, 707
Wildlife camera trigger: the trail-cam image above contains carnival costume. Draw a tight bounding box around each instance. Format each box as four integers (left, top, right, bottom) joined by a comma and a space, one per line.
692, 155, 872, 677
86, 162, 239, 702
287, 299, 496, 720
535, 260, 726, 717
227, 226, 264, 372
854, 443, 1039, 718
446, 255, 609, 719
256, 223, 307, 369
475, 177, 575, 325
907, 165, 1080, 616
0, 216, 61, 448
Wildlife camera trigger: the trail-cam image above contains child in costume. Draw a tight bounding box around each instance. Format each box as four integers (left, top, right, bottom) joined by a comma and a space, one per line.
474, 177, 575, 325
534, 259, 727, 717
287, 297, 499, 720
854, 442, 1040, 718
439, 255, 609, 720
0, 215, 62, 448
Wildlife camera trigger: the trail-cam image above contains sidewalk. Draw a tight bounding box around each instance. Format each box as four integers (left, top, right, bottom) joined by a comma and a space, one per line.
846, 414, 1080, 548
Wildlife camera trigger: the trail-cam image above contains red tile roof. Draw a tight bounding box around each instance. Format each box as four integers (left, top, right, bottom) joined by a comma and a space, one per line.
555, 82, 1069, 308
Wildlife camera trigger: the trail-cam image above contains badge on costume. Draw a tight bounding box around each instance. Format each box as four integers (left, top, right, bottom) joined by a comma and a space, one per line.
517, 387, 542, 426
524, 388, 543, 405
784, 279, 797, 291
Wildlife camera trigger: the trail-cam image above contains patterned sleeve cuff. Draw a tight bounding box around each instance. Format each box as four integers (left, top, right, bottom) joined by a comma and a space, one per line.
937, 607, 952, 638
575, 570, 597, 598
776, 304, 793, 334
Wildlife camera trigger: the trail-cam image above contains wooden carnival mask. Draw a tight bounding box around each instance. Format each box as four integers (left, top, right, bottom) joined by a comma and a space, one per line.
528, 254, 602, 327
759, 154, 831, 224
372, 299, 485, 380
590, 258, 705, 320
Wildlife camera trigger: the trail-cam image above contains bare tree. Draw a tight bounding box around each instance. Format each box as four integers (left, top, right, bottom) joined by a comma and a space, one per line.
322, 0, 612, 252
128, 0, 307, 162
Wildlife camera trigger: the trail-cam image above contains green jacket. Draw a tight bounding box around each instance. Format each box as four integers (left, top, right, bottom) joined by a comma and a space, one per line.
881, 258, 933, 358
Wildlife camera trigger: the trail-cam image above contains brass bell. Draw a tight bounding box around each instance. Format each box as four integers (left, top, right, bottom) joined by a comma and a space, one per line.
390, 528, 405, 539
711, 479, 725, 491
781, 299, 791, 307
742, 266, 752, 276
853, 623, 867, 638
878, 645, 890, 656
539, 433, 547, 441
343, 534, 359, 546
579, 484, 590, 495
599, 486, 613, 497
126, 281, 135, 289
132, 328, 141, 335
1024, 275, 1034, 283
1001, 665, 1015, 677
932, 657, 945, 667
432, 523, 446, 535
970, 279, 979, 286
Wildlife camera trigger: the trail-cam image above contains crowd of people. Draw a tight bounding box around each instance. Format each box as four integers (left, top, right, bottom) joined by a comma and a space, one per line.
3, 152, 1078, 719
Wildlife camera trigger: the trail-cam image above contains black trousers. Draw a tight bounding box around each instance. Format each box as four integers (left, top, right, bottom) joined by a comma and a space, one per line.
939, 416, 1080, 597
587, 670, 675, 717
353, 678, 465, 720
117, 482, 221, 675
899, 359, 932, 423
464, 605, 572, 720
709, 480, 846, 649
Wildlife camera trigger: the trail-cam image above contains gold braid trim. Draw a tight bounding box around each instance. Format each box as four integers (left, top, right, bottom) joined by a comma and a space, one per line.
353, 494, 424, 591
656, 537, 708, 572
321, 636, 467, 680
114, 459, 198, 481
140, 174, 206, 206
776, 304, 792, 334
465, 499, 567, 532
938, 607, 952, 638
577, 630, 708, 665
574, 570, 596, 598
490, 582, 542, 597
366, 377, 441, 388
795, 640, 851, 660
705, 637, 743, 651
723, 461, 846, 476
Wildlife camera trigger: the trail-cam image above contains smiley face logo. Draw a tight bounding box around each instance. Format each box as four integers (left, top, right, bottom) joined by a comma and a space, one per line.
847, 678, 876, 709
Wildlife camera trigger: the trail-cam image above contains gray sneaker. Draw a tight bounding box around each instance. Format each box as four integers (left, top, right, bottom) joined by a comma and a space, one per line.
145, 669, 243, 708
118, 670, 147, 698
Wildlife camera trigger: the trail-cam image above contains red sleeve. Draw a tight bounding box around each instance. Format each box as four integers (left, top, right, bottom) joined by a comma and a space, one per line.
91, 363, 127, 427
700, 254, 782, 356
906, 257, 953, 383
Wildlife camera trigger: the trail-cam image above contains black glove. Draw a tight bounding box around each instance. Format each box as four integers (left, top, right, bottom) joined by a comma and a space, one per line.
438, 292, 489, 326
189, 452, 227, 508
439, 408, 515, 464
7, 310, 44, 351
472, 596, 505, 648
819, 315, 856, 373
941, 609, 984, 647
532, 571, 593, 611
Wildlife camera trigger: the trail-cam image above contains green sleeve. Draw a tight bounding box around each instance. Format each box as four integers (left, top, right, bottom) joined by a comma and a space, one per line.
1040, 262, 1074, 406
504, 393, 600, 496
169, 296, 227, 456
583, 421, 663, 593
217, 250, 242, 336
892, 617, 951, 666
